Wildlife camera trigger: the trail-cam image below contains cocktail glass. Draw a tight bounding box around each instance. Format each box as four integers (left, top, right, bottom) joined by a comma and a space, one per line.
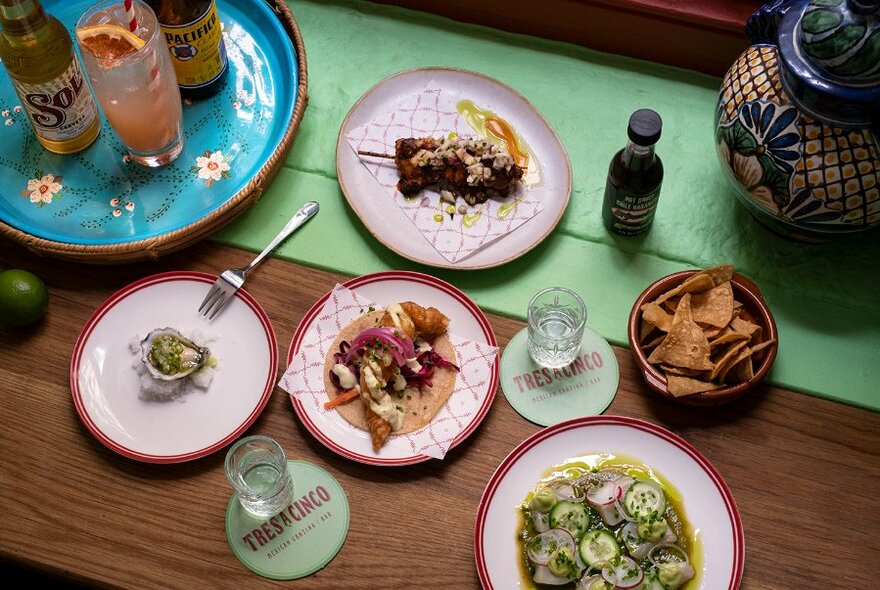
76, 0, 183, 167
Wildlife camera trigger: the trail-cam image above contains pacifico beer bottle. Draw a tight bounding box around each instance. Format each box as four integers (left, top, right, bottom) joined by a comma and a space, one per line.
0, 0, 99, 154
146, 0, 228, 99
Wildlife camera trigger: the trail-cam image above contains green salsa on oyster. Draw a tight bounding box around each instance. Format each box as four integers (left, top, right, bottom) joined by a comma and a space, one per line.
518, 454, 701, 590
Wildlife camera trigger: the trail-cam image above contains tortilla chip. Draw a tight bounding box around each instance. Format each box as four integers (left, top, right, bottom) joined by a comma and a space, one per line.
704, 264, 735, 286
731, 355, 755, 382
718, 347, 753, 383
699, 324, 724, 339
709, 329, 750, 350
641, 333, 667, 351
660, 365, 704, 377
691, 282, 734, 328
640, 318, 655, 342
679, 272, 716, 294
675, 292, 694, 323
750, 339, 776, 355
709, 340, 749, 381
662, 297, 681, 313
653, 273, 715, 306
666, 374, 722, 397
642, 302, 673, 333
731, 316, 761, 338
647, 294, 713, 371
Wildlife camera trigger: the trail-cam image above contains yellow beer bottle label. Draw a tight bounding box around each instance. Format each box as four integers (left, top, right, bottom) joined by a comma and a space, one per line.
11, 58, 99, 143
160, 1, 227, 89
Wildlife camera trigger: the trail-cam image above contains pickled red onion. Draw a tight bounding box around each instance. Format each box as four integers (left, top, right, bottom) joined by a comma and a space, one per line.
346, 327, 415, 366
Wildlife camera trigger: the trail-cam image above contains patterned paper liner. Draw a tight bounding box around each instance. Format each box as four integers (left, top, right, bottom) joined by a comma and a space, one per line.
279, 285, 498, 459
345, 80, 543, 263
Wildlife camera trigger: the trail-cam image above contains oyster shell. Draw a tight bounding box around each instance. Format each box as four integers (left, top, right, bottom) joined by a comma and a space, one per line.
140, 328, 208, 381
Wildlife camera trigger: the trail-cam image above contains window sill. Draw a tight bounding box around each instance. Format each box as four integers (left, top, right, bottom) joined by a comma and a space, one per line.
366, 0, 762, 76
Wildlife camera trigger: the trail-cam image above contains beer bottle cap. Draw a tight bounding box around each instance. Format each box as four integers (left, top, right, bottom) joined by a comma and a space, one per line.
627, 109, 662, 146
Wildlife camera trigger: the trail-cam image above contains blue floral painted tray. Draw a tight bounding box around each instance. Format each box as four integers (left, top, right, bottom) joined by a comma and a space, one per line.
0, 0, 307, 263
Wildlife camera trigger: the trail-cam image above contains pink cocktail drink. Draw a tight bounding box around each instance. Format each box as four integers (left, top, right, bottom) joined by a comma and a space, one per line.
76, 0, 183, 167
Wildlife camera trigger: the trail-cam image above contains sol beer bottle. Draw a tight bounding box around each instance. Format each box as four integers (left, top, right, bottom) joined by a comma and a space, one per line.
602, 109, 664, 236
146, 0, 228, 99
0, 0, 99, 154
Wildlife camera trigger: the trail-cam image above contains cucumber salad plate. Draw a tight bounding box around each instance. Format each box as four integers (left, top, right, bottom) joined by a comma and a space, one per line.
475, 416, 743, 590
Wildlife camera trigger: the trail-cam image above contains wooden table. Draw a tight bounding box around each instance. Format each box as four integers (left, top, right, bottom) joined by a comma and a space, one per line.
1, 241, 877, 589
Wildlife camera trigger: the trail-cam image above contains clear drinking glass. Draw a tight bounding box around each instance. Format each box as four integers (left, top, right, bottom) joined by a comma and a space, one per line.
224, 435, 294, 519
527, 287, 588, 369
75, 0, 184, 167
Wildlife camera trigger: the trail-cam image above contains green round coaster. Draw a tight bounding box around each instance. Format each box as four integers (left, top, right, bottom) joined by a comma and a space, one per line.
500, 327, 619, 426
226, 460, 350, 580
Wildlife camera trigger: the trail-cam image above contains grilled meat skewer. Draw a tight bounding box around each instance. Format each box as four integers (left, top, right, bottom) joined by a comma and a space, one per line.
359, 136, 526, 205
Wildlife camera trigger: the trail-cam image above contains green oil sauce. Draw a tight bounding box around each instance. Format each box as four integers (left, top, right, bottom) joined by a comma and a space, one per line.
497, 194, 527, 219
433, 213, 443, 223
517, 453, 703, 590
462, 209, 483, 227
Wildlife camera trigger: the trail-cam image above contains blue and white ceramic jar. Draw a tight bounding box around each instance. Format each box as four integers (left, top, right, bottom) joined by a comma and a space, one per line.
715, 0, 880, 241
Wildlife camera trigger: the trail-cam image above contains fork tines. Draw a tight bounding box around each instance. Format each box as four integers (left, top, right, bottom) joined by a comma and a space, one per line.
198, 283, 230, 320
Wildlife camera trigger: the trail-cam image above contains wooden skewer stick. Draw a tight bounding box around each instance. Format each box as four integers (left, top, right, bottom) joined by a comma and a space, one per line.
357, 150, 395, 159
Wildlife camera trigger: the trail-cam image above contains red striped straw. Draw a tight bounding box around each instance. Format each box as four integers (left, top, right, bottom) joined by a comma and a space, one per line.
124, 1, 163, 93
124, 0, 137, 32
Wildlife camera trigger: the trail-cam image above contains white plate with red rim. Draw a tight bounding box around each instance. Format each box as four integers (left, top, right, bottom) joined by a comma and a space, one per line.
286, 270, 499, 466
70, 271, 278, 463
336, 67, 572, 270
475, 415, 744, 589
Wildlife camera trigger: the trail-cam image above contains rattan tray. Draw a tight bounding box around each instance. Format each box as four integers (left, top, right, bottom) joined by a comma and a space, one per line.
0, 0, 307, 263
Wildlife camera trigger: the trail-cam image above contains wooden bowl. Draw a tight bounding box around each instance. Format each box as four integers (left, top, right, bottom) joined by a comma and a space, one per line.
627, 270, 778, 406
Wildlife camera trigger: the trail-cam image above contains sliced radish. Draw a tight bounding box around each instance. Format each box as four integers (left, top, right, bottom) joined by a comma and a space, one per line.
601, 556, 643, 589
533, 564, 570, 586
586, 481, 617, 506
552, 482, 585, 502
527, 528, 576, 566
532, 509, 550, 533
615, 476, 635, 499
648, 542, 690, 567
596, 503, 625, 527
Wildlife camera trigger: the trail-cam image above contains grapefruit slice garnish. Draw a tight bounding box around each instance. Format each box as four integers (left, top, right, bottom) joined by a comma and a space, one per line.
76, 24, 145, 60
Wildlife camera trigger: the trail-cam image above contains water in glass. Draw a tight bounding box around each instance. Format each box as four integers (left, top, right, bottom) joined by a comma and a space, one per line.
225, 436, 294, 519
527, 287, 587, 369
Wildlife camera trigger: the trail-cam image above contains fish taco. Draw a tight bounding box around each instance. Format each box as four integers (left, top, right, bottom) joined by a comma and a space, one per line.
323, 302, 460, 450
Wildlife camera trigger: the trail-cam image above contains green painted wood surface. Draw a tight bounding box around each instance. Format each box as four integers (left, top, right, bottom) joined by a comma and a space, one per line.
212, 0, 880, 411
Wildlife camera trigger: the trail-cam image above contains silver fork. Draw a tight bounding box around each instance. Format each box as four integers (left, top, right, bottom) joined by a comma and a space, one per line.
198, 201, 320, 319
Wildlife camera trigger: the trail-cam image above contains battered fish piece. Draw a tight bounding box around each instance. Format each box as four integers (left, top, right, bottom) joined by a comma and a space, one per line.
378, 301, 450, 342
365, 405, 392, 451
399, 301, 449, 340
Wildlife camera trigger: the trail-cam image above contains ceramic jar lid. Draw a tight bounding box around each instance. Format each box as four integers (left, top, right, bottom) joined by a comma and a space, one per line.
776, 0, 880, 127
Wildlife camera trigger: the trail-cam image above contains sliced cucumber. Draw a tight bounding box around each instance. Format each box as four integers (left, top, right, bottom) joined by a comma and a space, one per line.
624, 480, 666, 521
578, 529, 620, 567
549, 500, 591, 538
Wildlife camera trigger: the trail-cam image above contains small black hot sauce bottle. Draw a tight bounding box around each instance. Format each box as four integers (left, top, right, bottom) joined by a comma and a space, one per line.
602, 109, 664, 236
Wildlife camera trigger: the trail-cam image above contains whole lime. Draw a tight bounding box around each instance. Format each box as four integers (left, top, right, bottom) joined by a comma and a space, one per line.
0, 269, 49, 326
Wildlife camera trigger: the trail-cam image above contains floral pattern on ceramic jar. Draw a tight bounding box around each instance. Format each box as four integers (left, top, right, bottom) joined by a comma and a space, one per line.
715, 1, 880, 241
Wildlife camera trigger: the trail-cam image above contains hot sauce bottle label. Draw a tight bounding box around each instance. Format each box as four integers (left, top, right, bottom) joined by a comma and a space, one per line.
605, 186, 661, 236
161, 2, 227, 89
11, 59, 98, 142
